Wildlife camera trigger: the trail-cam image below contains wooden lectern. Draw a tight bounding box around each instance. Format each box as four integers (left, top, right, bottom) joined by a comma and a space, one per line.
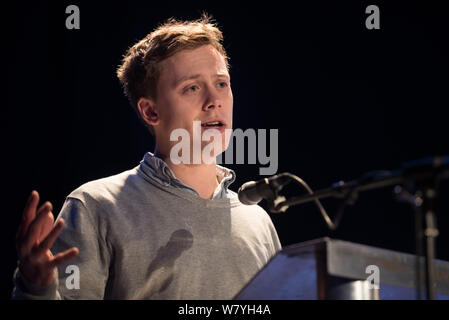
235, 237, 449, 300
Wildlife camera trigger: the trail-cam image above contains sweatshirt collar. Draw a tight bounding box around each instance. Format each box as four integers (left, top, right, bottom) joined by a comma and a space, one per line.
140, 152, 236, 199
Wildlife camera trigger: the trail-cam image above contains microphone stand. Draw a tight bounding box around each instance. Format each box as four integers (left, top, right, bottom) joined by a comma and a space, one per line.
269, 156, 449, 300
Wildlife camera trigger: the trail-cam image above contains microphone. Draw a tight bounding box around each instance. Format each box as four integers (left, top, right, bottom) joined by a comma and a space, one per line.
238, 174, 291, 205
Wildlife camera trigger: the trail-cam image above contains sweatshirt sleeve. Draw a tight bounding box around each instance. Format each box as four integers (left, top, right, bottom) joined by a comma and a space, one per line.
12, 197, 112, 299
264, 211, 282, 257
12, 267, 61, 300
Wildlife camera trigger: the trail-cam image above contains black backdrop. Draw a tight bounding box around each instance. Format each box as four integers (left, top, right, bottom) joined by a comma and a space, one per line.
3, 1, 448, 299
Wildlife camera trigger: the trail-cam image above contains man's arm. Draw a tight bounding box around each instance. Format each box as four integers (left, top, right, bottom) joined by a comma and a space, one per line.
13, 191, 79, 299
12, 191, 111, 299
52, 196, 112, 299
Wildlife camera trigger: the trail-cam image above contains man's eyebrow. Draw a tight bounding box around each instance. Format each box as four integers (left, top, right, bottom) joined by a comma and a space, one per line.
175, 74, 201, 86
215, 72, 230, 78
174, 73, 230, 87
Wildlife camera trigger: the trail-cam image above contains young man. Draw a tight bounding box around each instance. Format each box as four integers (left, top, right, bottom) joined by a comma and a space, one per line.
13, 15, 281, 299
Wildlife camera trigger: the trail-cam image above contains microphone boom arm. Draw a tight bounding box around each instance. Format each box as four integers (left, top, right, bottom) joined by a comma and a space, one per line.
264, 155, 448, 300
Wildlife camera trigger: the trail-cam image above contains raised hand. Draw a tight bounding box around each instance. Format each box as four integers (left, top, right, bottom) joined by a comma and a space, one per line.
16, 191, 79, 287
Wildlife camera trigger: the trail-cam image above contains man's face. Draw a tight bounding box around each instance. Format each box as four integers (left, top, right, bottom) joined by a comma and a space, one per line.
153, 45, 233, 160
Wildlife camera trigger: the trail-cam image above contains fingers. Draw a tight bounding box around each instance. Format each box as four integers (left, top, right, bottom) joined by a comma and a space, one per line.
48, 247, 79, 269
30, 201, 54, 243
17, 191, 40, 241
38, 206, 55, 243
21, 204, 53, 255
38, 219, 65, 252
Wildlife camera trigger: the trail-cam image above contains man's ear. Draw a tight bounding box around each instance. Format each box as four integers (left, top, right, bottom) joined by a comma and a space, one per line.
137, 97, 160, 127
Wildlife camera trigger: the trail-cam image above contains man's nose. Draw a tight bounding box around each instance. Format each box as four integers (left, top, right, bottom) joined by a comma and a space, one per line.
202, 88, 222, 111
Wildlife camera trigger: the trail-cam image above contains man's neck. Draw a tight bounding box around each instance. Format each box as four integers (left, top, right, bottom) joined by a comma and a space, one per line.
154, 148, 219, 199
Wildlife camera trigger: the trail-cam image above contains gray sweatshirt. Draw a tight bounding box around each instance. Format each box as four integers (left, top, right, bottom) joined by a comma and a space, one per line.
12, 152, 282, 299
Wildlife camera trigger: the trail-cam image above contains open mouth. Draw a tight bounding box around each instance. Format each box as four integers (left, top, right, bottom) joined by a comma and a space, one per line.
201, 121, 224, 128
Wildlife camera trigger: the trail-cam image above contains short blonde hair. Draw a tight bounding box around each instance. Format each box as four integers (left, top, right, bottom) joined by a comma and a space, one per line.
116, 14, 229, 134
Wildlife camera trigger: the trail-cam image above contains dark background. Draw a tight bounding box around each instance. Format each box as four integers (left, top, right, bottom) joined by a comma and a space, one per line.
2, 1, 448, 299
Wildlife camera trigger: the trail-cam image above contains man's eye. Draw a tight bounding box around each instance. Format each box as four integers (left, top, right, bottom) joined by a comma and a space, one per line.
218, 82, 229, 88
185, 85, 199, 93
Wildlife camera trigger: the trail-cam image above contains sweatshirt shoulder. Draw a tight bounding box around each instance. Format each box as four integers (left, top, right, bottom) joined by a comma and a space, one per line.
232, 195, 273, 222
67, 167, 138, 204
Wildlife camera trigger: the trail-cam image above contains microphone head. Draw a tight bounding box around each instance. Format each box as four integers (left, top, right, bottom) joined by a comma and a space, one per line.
238, 181, 260, 205
238, 174, 291, 207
